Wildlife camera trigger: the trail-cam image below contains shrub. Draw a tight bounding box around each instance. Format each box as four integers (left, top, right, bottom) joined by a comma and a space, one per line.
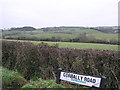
2, 41, 120, 88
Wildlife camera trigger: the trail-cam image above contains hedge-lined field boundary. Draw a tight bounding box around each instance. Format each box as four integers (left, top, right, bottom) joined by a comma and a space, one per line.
2, 41, 119, 88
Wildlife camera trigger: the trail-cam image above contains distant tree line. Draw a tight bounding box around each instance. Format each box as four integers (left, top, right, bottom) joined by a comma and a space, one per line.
90, 27, 118, 33
41, 26, 119, 33
2, 26, 119, 34
9, 26, 36, 31
41, 27, 88, 32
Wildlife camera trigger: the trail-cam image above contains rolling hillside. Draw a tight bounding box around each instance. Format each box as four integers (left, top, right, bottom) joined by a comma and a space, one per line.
2, 26, 119, 44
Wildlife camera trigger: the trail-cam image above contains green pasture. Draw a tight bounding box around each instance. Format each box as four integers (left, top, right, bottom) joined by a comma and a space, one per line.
2, 28, 118, 41
2, 39, 119, 51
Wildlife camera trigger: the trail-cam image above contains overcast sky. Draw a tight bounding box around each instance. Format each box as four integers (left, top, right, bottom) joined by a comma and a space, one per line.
0, 0, 119, 29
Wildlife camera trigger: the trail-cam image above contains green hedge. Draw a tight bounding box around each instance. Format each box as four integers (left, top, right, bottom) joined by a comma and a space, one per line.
2, 41, 120, 88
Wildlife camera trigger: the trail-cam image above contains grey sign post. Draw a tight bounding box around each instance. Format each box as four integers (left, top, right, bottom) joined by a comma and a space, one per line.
56, 68, 62, 84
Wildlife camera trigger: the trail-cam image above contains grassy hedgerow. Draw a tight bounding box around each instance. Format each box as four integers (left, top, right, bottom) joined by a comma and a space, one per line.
1, 66, 27, 88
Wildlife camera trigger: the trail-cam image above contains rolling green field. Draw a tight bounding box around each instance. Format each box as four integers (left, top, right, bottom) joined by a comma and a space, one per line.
2, 26, 119, 51
2, 27, 118, 41
2, 39, 119, 51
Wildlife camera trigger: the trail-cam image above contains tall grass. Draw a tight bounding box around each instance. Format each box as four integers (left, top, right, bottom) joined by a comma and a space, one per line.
1, 66, 26, 88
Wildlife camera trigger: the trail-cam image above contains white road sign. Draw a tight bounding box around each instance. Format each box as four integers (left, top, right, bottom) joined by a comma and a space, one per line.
60, 72, 102, 88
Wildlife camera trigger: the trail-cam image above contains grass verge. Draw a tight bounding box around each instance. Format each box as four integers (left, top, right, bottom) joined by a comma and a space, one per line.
1, 66, 27, 88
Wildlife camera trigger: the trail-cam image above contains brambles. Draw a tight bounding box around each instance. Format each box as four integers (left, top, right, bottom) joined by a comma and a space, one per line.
2, 41, 119, 88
